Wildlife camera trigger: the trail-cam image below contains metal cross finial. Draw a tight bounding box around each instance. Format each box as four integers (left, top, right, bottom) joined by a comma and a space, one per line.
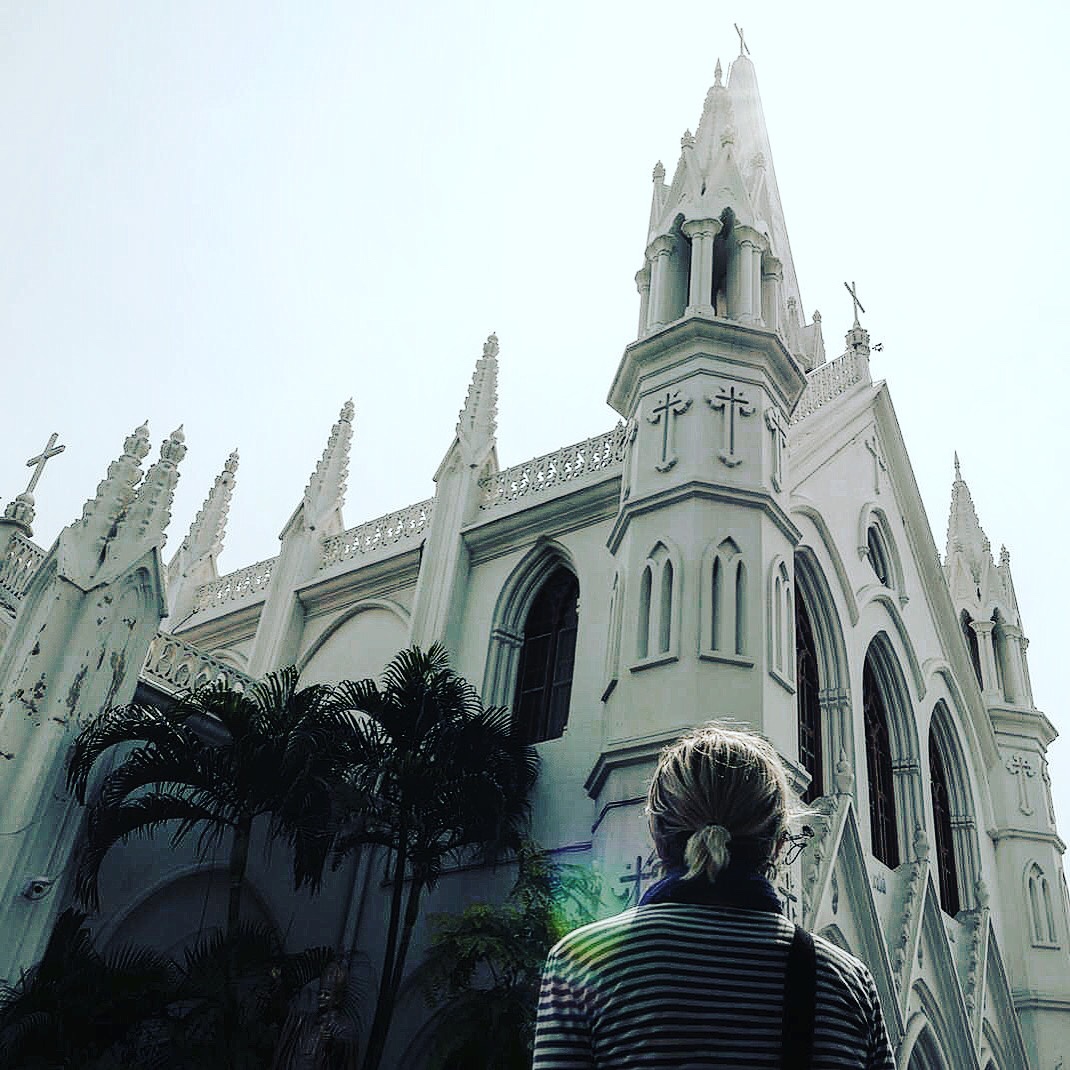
734, 23, 750, 56
844, 280, 865, 328
24, 432, 66, 495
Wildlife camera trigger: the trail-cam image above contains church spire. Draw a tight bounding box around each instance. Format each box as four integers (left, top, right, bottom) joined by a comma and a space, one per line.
457, 333, 498, 446
945, 454, 991, 571
173, 450, 238, 570
299, 401, 353, 533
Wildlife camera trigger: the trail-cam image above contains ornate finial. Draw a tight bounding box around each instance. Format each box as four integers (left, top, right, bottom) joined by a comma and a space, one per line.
834, 749, 854, 794
340, 399, 355, 422
652, 160, 665, 182
224, 449, 239, 474
812, 309, 821, 323
4, 491, 35, 528
714, 58, 723, 86
483, 333, 499, 359
974, 877, 989, 911
160, 426, 187, 465
954, 451, 961, 481
734, 22, 750, 56
720, 124, 736, 148
1000, 544, 1010, 566
913, 822, 930, 861
844, 281, 865, 328
125, 422, 152, 462
681, 129, 695, 149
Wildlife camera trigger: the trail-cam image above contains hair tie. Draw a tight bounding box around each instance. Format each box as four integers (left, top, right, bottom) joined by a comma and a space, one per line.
683, 823, 733, 883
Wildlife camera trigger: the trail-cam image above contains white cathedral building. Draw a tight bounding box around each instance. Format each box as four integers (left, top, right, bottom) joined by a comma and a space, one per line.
0, 46, 1067, 1070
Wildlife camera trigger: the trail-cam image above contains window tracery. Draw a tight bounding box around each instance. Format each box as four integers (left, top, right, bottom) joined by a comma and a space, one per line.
863, 658, 900, 867
636, 543, 677, 662
929, 728, 960, 915
1027, 863, 1058, 946
795, 593, 822, 803
701, 537, 747, 659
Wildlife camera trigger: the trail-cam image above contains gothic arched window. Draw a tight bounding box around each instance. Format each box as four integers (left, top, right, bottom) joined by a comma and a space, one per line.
1027, 863, 1058, 946
961, 611, 983, 688
929, 729, 960, 915
796, 593, 822, 803
637, 543, 677, 661
863, 659, 900, 867
866, 526, 890, 586
513, 568, 579, 744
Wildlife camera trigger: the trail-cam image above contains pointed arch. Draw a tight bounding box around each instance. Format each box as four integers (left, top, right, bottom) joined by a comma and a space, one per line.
603, 570, 624, 698
790, 501, 860, 626
795, 592, 822, 803
699, 536, 750, 661
794, 548, 853, 803
633, 539, 681, 666
857, 502, 908, 605
1025, 861, 1059, 947
927, 702, 980, 913
863, 633, 924, 868
483, 539, 579, 710
864, 591, 926, 699
767, 556, 793, 686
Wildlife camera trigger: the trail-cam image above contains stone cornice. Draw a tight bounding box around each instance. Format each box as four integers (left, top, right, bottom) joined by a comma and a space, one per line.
584, 726, 688, 799
608, 316, 807, 420
606, 480, 800, 554
296, 546, 421, 619
463, 474, 620, 566
989, 706, 1058, 748
986, 825, 1066, 852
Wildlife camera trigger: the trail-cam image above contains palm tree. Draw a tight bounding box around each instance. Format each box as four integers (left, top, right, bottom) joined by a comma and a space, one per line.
0, 908, 175, 1069
66, 667, 342, 939
327, 644, 538, 1070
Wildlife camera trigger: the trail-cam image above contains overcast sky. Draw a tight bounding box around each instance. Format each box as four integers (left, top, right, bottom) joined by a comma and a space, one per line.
2, 3, 1068, 846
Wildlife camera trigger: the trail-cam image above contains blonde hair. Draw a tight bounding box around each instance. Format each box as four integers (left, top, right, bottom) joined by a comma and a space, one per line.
647, 722, 794, 882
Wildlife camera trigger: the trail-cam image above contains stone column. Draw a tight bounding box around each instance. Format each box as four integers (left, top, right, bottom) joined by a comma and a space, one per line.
645, 235, 675, 329
970, 619, 999, 701
682, 218, 721, 315
762, 255, 783, 332
1001, 624, 1028, 706
635, 264, 652, 338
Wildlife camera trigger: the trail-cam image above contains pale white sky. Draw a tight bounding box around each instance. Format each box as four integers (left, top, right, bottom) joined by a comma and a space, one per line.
2, 4, 1068, 843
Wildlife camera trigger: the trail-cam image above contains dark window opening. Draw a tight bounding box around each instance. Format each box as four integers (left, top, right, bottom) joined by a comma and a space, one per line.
796, 594, 822, 803
929, 733, 960, 915
513, 569, 579, 744
961, 612, 983, 688
863, 659, 900, 867
867, 526, 890, 586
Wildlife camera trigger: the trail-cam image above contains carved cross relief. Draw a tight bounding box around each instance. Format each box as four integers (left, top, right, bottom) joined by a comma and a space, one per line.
647, 391, 692, 472
864, 433, 887, 494
777, 866, 799, 923
1006, 753, 1036, 816
706, 385, 755, 467
618, 850, 661, 908
764, 407, 788, 491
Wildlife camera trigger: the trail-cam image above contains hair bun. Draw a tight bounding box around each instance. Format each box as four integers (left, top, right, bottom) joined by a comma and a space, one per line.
683, 823, 732, 882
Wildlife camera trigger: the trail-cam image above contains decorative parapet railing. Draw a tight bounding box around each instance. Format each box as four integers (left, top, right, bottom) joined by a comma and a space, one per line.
141, 631, 254, 696
478, 423, 628, 510
194, 556, 276, 614
321, 498, 434, 570
0, 532, 46, 603
791, 349, 872, 425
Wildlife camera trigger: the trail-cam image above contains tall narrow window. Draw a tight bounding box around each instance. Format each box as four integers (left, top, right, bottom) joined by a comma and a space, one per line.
864, 659, 900, 867
513, 569, 579, 744
735, 561, 747, 656
774, 575, 784, 670
638, 566, 652, 659
962, 612, 983, 688
796, 594, 822, 803
658, 560, 674, 654
710, 557, 722, 650
929, 731, 960, 915
1028, 864, 1058, 945
867, 526, 890, 586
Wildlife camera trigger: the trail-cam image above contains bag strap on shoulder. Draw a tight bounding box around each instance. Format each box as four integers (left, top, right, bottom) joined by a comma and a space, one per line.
781, 925, 816, 1070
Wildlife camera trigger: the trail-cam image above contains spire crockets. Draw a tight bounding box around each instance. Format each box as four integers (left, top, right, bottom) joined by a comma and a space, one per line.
456, 333, 499, 448
945, 454, 991, 578
174, 450, 239, 568
300, 401, 354, 533
63, 423, 186, 581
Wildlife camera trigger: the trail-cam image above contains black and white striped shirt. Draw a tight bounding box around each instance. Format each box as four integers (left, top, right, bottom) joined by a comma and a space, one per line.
534, 904, 895, 1069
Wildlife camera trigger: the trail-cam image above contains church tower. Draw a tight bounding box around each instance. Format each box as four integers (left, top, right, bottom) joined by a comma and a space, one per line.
591, 46, 824, 860
943, 458, 1070, 1060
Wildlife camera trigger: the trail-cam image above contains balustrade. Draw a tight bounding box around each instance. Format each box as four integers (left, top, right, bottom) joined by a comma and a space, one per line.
0, 532, 46, 602
321, 498, 434, 569
194, 556, 276, 613
141, 631, 253, 696
791, 349, 871, 425
479, 424, 628, 510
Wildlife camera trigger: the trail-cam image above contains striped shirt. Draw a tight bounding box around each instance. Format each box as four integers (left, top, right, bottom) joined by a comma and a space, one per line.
534, 904, 895, 1069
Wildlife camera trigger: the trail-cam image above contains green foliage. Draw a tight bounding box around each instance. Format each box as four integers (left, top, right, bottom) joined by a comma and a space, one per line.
414, 842, 605, 1070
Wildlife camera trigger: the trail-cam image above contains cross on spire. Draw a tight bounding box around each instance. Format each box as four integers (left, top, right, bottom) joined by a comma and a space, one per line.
734, 23, 750, 56
844, 280, 866, 328
24, 432, 65, 494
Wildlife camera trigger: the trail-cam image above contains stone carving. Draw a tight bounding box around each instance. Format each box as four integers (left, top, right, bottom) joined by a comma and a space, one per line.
194, 556, 277, 613
963, 877, 989, 1020
791, 349, 872, 425
479, 424, 628, 509
865, 434, 887, 495
647, 391, 692, 472
764, 407, 788, 491
616, 850, 661, 908
891, 824, 929, 989
706, 385, 755, 467
321, 499, 434, 569
142, 632, 253, 698
0, 532, 46, 603
1006, 753, 1036, 816
800, 794, 838, 925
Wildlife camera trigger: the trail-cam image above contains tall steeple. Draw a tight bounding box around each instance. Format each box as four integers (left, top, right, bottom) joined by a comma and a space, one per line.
944, 453, 994, 603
